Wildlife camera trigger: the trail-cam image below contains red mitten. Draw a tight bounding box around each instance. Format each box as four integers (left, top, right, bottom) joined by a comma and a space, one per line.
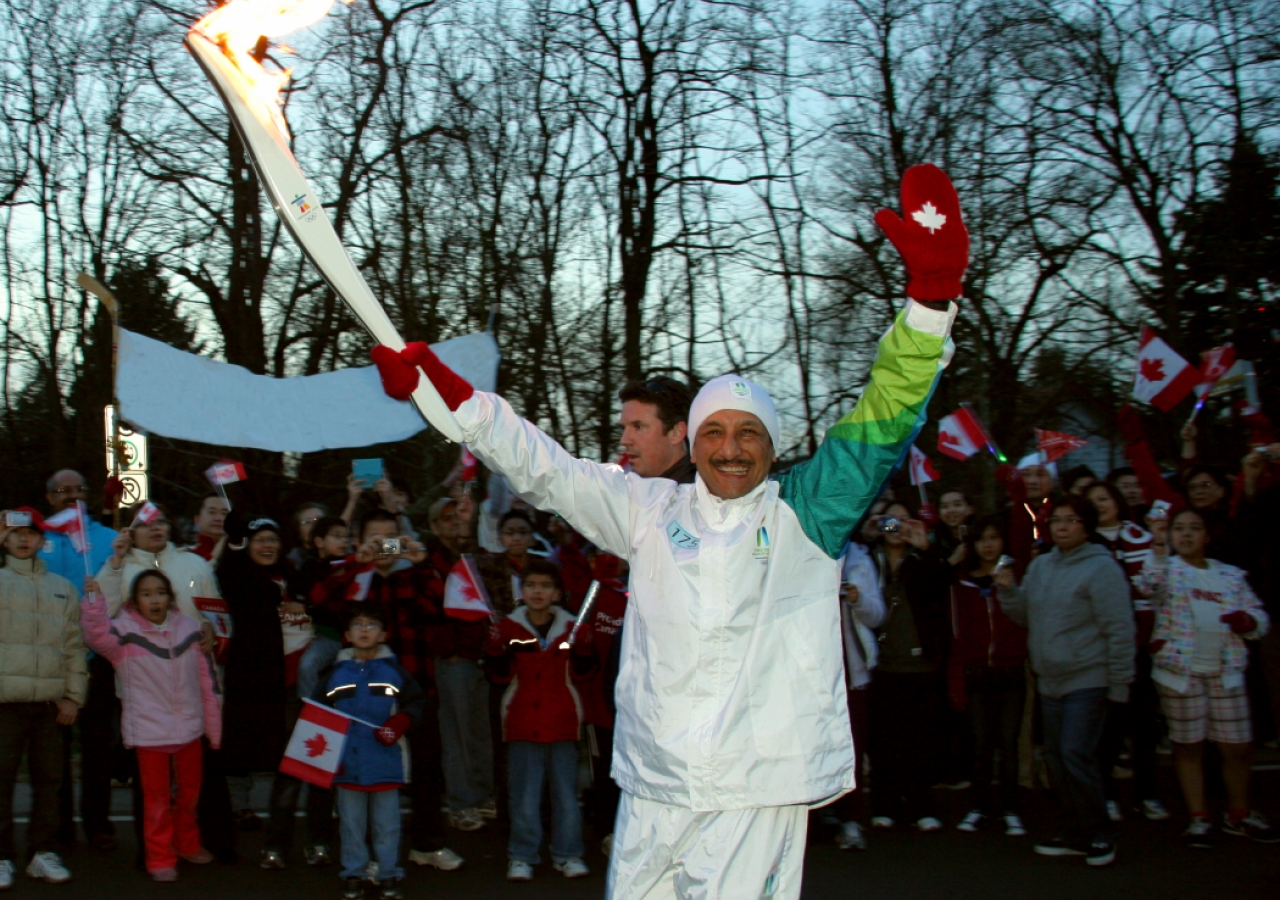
874, 164, 969, 301
484, 623, 506, 657
400, 342, 474, 411
996, 464, 1027, 504
1220, 611, 1257, 635
372, 344, 420, 401
570, 624, 596, 656
375, 712, 412, 746
102, 476, 125, 513
1116, 404, 1146, 446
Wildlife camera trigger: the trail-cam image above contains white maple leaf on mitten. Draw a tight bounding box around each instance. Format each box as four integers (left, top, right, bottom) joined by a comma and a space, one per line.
911, 202, 947, 233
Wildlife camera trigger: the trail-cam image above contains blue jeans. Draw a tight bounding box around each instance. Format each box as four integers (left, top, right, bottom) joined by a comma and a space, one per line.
336, 787, 403, 881
298, 636, 342, 702
1040, 688, 1110, 842
436, 658, 494, 811
508, 740, 583, 865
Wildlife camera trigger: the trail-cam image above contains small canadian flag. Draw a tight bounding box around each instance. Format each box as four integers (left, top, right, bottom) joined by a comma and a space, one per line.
1034, 428, 1088, 463
132, 501, 162, 526
1133, 327, 1200, 412
279, 700, 352, 789
205, 459, 248, 487
908, 445, 939, 485
45, 502, 89, 554
936, 407, 987, 461
443, 555, 495, 622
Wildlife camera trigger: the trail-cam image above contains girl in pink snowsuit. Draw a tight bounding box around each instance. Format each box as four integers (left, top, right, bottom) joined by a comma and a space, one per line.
80, 570, 222, 882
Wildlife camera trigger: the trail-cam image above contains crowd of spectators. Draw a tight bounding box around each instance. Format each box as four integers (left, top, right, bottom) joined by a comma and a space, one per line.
1, 383, 1278, 895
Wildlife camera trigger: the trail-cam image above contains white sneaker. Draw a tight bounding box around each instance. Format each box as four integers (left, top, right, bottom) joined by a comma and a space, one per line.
507, 860, 534, 881
916, 817, 943, 832
554, 858, 589, 878
1106, 800, 1123, 822
26, 852, 71, 884
956, 810, 986, 832
1140, 799, 1170, 821
409, 848, 464, 871
0, 860, 14, 890
1002, 813, 1026, 837
870, 816, 895, 829
835, 821, 866, 850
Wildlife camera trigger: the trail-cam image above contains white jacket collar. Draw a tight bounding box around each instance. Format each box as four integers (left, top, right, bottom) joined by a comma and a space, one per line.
4, 555, 46, 577
509, 604, 574, 642
336, 644, 395, 662
129, 543, 176, 569
693, 475, 769, 532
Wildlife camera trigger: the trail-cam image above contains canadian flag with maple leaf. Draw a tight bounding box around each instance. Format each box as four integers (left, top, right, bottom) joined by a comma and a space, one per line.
936, 407, 987, 461
908, 445, 940, 485
443, 555, 496, 621
279, 700, 353, 789
1133, 327, 1201, 412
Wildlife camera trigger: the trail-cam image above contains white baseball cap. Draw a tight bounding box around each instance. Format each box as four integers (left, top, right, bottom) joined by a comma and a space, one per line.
688, 375, 781, 450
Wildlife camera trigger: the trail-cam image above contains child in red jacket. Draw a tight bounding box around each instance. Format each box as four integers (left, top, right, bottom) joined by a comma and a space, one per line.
483, 559, 595, 882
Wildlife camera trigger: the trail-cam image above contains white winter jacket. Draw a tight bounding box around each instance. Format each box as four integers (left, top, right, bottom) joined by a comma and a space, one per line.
460, 300, 954, 810
0, 556, 88, 705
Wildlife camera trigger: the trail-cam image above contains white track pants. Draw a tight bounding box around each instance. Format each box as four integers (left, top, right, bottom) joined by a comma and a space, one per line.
605, 792, 808, 900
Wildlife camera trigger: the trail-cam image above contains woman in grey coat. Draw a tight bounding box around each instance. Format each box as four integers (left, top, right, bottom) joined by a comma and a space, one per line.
996, 494, 1133, 867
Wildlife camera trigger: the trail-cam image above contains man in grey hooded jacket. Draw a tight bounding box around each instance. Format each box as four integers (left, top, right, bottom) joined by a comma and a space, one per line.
996, 494, 1133, 867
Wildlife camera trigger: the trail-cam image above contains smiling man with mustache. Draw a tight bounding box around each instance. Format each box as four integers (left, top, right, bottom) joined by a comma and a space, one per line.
372, 164, 967, 900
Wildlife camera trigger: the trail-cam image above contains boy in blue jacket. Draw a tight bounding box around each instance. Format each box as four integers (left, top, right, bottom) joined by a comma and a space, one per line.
316, 608, 425, 900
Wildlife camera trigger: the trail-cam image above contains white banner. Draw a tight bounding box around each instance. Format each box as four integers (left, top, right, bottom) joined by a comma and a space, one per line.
117, 329, 498, 453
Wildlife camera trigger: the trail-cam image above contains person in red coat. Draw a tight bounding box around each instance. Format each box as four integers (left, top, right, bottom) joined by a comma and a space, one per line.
949, 514, 1029, 836
484, 559, 596, 881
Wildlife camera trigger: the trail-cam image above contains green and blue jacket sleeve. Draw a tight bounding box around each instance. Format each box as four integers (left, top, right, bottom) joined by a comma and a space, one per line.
778, 300, 957, 558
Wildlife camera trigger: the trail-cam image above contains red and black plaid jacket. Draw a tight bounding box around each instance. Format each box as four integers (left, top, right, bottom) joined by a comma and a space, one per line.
310, 555, 449, 689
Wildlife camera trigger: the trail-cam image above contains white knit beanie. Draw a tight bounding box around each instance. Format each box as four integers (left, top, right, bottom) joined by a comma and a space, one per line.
1015, 453, 1058, 477
688, 375, 781, 450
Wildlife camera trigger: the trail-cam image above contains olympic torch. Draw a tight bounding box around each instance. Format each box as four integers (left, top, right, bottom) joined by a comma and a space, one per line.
184, 1, 462, 442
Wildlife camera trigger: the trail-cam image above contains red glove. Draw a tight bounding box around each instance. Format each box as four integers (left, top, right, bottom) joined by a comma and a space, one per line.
484, 623, 506, 657
374, 712, 411, 746
1220, 611, 1257, 635
995, 464, 1027, 504
570, 624, 596, 656
1147, 639, 1167, 655
1116, 404, 1146, 446
371, 341, 475, 410
102, 476, 125, 512
874, 164, 969, 302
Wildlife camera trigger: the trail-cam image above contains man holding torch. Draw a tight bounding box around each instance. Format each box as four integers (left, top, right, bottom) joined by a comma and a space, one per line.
368, 165, 965, 899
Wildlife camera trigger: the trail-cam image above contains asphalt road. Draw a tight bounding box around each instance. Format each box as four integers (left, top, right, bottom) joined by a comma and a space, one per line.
10, 766, 1279, 899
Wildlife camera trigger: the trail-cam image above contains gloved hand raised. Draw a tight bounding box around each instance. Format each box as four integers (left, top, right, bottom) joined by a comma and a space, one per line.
374, 712, 412, 746
874, 164, 969, 302
371, 342, 474, 410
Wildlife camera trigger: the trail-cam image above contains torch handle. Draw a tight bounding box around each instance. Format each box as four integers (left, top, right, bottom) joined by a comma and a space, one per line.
559, 581, 602, 650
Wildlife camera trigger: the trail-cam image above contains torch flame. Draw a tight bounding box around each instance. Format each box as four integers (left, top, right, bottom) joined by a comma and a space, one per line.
191, 0, 343, 139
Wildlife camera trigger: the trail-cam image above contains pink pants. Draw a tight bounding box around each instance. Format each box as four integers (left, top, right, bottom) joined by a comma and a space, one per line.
136, 740, 204, 872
